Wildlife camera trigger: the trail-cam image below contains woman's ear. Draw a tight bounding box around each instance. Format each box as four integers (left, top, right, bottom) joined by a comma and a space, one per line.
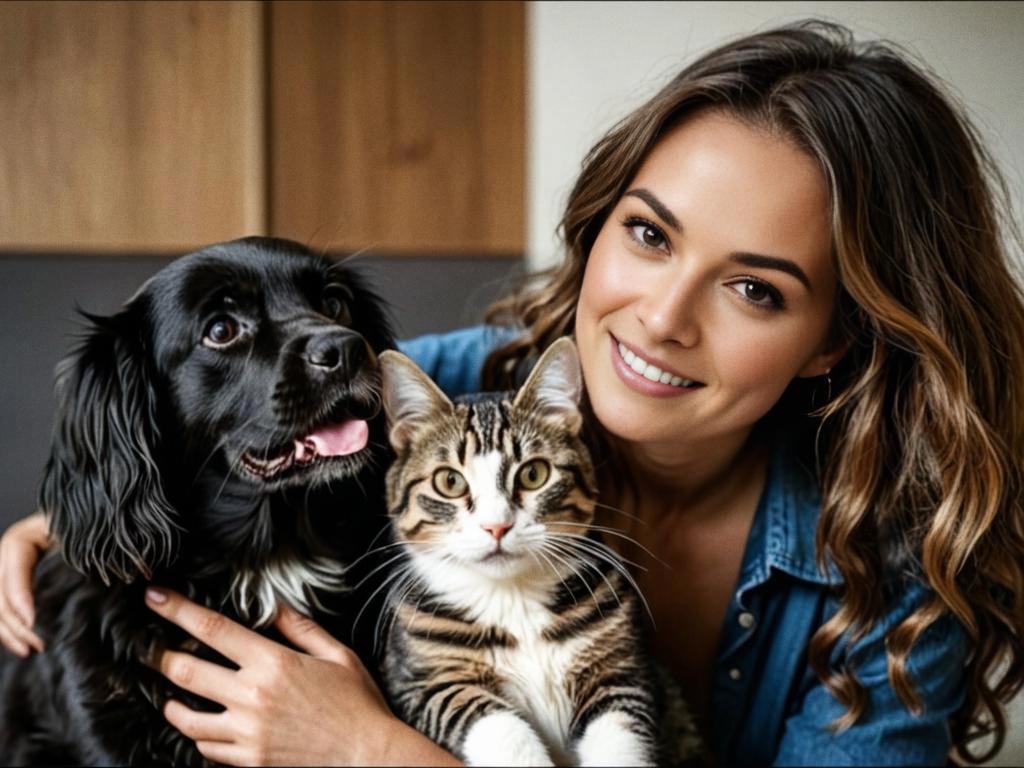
796, 336, 851, 379
40, 301, 180, 585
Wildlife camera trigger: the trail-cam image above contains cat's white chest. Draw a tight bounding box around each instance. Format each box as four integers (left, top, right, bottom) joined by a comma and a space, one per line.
478, 592, 584, 763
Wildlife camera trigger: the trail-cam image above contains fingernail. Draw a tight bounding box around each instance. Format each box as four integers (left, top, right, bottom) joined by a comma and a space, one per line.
145, 588, 168, 605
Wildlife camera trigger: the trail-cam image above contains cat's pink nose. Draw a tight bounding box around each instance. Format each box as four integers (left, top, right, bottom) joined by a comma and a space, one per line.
481, 522, 512, 541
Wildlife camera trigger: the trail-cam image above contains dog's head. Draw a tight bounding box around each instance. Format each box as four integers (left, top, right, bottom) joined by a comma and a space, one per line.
41, 237, 395, 584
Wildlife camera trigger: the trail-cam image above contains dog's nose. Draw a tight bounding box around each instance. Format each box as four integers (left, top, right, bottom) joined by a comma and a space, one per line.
306, 332, 366, 372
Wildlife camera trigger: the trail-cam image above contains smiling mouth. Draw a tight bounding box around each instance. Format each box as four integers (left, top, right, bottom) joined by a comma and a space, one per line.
240, 419, 369, 480
614, 338, 703, 389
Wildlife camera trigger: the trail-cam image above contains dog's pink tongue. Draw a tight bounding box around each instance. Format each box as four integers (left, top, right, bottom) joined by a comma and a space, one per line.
294, 420, 369, 461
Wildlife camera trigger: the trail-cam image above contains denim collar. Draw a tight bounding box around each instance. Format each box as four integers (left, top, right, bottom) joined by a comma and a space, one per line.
734, 433, 841, 604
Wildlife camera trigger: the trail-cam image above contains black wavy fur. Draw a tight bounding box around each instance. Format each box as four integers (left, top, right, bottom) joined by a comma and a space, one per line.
0, 237, 396, 766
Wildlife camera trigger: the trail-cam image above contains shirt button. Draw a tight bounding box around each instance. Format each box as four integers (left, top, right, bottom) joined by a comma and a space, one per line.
738, 611, 755, 629
729, 668, 742, 681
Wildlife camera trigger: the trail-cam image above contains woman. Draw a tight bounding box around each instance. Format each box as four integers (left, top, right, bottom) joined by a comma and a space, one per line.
2, 20, 1022, 765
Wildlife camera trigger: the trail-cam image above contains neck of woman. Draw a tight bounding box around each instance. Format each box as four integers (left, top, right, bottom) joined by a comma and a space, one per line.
606, 424, 770, 525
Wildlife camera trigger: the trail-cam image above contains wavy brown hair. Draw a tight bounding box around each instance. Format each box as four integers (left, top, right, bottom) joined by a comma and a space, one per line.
483, 20, 1024, 762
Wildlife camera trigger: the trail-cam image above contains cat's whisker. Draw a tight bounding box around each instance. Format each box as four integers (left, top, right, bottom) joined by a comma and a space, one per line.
592, 499, 646, 525
546, 529, 650, 573
539, 542, 609, 613
350, 550, 415, 592
549, 534, 655, 627
532, 548, 589, 614
376, 570, 422, 653
354, 559, 416, 636
344, 539, 416, 572
547, 521, 668, 569
544, 538, 624, 614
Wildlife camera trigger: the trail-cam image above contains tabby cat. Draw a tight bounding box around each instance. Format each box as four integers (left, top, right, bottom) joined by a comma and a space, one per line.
376, 338, 658, 767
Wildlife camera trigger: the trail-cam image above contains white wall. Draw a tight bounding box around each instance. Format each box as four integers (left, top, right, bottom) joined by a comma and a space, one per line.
527, 1, 1024, 270
526, 2, 1024, 764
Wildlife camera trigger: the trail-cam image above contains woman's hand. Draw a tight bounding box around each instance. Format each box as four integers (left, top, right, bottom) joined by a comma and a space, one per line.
0, 512, 50, 656
144, 588, 462, 767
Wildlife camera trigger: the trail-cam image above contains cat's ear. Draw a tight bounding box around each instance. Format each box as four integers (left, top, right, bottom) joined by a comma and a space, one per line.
379, 350, 455, 450
514, 337, 583, 435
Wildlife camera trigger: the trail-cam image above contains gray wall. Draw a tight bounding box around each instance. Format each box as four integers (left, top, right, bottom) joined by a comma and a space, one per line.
0, 253, 522, 531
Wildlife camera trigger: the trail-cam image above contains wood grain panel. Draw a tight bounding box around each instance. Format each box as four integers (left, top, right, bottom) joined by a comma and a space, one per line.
0, 1, 266, 252
269, 1, 525, 255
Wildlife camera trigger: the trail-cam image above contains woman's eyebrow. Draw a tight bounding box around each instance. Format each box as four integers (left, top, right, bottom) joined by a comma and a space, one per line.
730, 252, 812, 291
624, 188, 682, 232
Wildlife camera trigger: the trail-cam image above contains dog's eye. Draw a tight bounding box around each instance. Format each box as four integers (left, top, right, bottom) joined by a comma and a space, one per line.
203, 317, 240, 348
322, 285, 352, 323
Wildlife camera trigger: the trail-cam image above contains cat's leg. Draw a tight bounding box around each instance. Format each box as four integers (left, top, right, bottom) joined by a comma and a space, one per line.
573, 709, 655, 767
398, 673, 552, 767
568, 651, 659, 767
461, 710, 554, 767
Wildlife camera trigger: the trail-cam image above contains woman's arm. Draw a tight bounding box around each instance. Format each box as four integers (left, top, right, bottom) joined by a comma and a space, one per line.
0, 511, 49, 655
144, 588, 463, 767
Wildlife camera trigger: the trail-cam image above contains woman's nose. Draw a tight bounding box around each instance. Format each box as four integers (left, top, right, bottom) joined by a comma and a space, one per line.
635, 269, 701, 347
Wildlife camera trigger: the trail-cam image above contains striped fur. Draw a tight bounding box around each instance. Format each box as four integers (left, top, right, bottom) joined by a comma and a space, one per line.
378, 340, 658, 766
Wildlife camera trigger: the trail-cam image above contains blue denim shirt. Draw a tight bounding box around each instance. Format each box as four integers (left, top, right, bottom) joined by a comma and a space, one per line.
398, 326, 968, 766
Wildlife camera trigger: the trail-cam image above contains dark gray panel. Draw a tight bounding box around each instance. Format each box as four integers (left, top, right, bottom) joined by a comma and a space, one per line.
0, 252, 524, 531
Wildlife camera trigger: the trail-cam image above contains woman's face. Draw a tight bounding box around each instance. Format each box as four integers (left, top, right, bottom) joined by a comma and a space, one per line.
574, 110, 843, 456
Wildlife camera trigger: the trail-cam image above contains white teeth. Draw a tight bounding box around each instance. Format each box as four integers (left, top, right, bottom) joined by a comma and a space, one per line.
617, 342, 697, 389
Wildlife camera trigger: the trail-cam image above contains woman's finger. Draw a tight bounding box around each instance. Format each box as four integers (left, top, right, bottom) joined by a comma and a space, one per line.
0, 617, 29, 657
155, 649, 239, 704
0, 514, 48, 629
194, 740, 250, 766
163, 699, 236, 743
145, 588, 266, 665
273, 603, 353, 664
2, 610, 44, 653
0, 586, 43, 653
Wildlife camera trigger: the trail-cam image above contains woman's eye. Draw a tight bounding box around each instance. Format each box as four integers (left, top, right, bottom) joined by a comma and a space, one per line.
730, 279, 785, 310
516, 459, 551, 491
202, 317, 240, 348
432, 468, 468, 498
625, 219, 667, 250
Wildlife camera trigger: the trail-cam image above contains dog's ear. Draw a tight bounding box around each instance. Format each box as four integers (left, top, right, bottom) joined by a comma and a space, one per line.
40, 299, 179, 584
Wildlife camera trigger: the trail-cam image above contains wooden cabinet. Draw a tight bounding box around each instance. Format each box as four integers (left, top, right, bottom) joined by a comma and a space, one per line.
270, 1, 524, 255
0, 1, 267, 251
0, 1, 524, 255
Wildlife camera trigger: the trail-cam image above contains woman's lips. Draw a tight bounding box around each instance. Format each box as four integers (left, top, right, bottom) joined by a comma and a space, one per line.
609, 335, 704, 397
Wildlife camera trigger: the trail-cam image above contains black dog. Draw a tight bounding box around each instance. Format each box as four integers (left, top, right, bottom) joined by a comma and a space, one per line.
0, 237, 396, 766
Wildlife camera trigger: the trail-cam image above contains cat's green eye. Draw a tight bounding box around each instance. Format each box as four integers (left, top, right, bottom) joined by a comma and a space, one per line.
432, 468, 468, 498
516, 459, 551, 491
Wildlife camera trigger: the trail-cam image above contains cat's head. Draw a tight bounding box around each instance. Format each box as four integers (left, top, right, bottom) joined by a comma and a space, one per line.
378, 338, 598, 581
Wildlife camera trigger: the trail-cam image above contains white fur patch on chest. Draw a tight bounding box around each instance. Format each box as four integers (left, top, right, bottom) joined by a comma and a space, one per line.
491, 614, 586, 764
409, 552, 585, 763
229, 555, 347, 626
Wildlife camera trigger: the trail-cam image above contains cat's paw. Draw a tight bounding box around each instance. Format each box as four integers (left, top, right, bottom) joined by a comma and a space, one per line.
575, 710, 655, 767
461, 711, 554, 767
